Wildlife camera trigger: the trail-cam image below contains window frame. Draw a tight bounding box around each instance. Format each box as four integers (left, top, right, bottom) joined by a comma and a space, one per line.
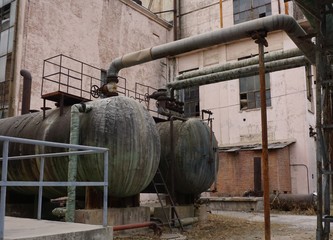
233, 0, 272, 25
239, 73, 271, 110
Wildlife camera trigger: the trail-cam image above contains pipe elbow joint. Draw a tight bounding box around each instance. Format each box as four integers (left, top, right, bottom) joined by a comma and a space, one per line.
20, 69, 32, 81
107, 58, 123, 83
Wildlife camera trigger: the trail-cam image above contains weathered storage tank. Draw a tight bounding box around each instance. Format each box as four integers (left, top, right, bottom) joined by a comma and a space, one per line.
0, 96, 160, 198
157, 118, 218, 195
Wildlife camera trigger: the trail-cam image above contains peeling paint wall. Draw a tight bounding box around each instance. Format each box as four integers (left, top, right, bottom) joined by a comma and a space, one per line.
13, 0, 171, 114
177, 0, 316, 194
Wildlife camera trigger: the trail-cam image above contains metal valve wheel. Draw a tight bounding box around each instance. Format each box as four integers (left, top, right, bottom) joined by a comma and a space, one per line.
91, 85, 101, 98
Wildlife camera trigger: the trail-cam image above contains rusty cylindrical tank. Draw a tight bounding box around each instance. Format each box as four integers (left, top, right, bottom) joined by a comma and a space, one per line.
156, 118, 218, 195
0, 96, 160, 198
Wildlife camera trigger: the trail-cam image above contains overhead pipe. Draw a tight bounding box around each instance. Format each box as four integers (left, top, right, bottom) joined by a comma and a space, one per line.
106, 14, 315, 83
176, 48, 303, 81
20, 69, 32, 115
167, 55, 309, 90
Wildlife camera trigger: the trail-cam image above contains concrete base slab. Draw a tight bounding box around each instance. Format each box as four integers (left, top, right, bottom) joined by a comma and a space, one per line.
4, 216, 112, 240
203, 197, 263, 212
75, 207, 150, 226
154, 205, 194, 223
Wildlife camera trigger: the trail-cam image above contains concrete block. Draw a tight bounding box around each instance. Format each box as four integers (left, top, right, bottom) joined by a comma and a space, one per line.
204, 197, 264, 212
153, 205, 194, 223
75, 207, 150, 226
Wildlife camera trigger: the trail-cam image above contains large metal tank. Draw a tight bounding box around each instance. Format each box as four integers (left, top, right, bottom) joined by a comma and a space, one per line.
0, 96, 160, 198
157, 118, 218, 195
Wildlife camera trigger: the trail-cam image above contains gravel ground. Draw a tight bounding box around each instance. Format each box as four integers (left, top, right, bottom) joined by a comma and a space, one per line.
114, 210, 332, 240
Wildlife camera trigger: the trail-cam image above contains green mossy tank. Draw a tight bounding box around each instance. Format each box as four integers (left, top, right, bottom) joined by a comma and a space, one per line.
0, 96, 160, 198
157, 118, 218, 195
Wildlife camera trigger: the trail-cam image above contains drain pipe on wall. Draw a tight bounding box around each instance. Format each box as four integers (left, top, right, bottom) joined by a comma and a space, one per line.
106, 14, 315, 85
66, 103, 92, 222
20, 70, 32, 115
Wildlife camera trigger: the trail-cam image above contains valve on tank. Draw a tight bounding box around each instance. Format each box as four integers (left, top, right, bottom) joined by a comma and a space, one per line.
148, 89, 184, 116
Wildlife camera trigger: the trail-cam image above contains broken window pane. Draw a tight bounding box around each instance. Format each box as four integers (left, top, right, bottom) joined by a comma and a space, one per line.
239, 73, 271, 110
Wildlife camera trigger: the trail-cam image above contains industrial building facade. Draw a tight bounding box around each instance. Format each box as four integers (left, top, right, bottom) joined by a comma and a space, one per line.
0, 0, 316, 196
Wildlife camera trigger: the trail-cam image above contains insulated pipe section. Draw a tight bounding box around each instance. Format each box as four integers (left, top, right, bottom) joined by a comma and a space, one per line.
176, 48, 303, 80
167, 56, 309, 90
107, 15, 315, 80
66, 103, 92, 223
20, 69, 32, 115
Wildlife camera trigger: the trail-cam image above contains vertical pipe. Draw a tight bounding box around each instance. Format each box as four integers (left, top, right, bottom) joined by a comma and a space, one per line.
285, 1, 289, 15
178, 0, 181, 39
103, 151, 108, 227
254, 32, 270, 240
37, 157, 45, 220
66, 104, 82, 222
219, 0, 223, 28
0, 140, 9, 240
173, 0, 177, 40
315, 3, 323, 238
170, 117, 175, 201
20, 69, 32, 115
59, 55, 62, 92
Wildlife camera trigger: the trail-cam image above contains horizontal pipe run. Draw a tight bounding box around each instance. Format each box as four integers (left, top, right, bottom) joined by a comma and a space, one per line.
107, 14, 315, 79
167, 56, 308, 90
176, 48, 303, 80
113, 222, 157, 231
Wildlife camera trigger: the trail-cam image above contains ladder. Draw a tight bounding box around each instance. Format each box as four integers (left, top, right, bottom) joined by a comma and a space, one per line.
152, 168, 184, 232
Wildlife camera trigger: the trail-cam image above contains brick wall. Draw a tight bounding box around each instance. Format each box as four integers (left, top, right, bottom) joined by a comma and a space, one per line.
213, 147, 292, 196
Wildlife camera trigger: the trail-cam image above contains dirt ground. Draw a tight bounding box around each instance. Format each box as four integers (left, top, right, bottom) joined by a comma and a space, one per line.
114, 210, 331, 240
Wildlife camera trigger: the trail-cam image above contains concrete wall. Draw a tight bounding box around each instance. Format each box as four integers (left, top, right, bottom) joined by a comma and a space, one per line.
176, 0, 316, 194
12, 0, 172, 115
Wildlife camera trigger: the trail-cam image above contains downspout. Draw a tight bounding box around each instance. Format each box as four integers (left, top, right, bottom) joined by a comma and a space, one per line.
173, 0, 177, 40
106, 14, 315, 83
167, 55, 309, 90
20, 69, 31, 115
65, 102, 92, 222
176, 48, 303, 80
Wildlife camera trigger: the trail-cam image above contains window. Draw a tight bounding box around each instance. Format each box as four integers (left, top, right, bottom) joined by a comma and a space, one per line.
233, 0, 272, 24
239, 73, 271, 110
183, 86, 200, 118
0, 0, 16, 117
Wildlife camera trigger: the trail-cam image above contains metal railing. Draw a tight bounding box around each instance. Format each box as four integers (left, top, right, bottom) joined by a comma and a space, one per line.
42, 54, 103, 100
0, 135, 109, 239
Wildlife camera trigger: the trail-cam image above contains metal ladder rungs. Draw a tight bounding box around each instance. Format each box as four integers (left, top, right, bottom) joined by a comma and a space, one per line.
152, 168, 184, 231
323, 215, 333, 222
322, 170, 333, 175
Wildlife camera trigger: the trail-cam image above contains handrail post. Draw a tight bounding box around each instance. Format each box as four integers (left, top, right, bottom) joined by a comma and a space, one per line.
103, 151, 108, 227
0, 140, 9, 240
37, 157, 45, 220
